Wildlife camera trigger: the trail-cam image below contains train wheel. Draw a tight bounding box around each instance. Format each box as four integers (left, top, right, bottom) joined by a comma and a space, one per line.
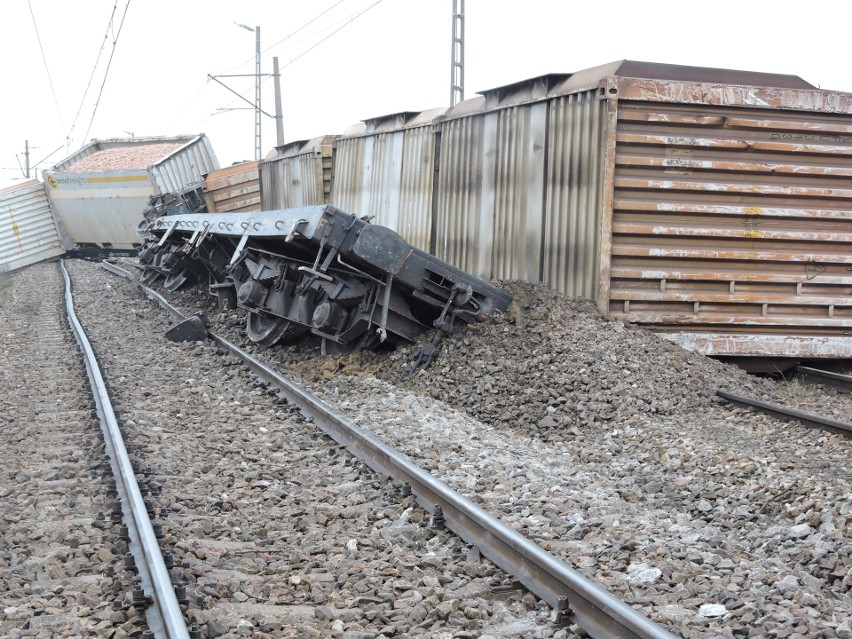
164, 267, 193, 292
246, 311, 300, 348
140, 267, 162, 285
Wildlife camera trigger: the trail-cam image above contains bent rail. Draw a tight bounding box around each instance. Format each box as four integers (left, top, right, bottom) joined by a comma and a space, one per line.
63, 260, 190, 639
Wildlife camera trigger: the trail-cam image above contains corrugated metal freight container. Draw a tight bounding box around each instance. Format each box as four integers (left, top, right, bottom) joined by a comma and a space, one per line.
330, 109, 447, 252
44, 134, 218, 249
260, 136, 335, 210
203, 161, 260, 213
0, 180, 67, 272
433, 61, 851, 362
436, 76, 570, 282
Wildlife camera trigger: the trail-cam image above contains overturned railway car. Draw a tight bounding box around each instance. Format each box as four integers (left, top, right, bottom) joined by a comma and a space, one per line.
137, 205, 512, 362
44, 135, 218, 250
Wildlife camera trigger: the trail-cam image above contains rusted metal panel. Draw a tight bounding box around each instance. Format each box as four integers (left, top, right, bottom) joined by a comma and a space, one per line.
203, 161, 260, 213
660, 333, 852, 359
606, 92, 852, 356
260, 136, 334, 210
0, 180, 66, 272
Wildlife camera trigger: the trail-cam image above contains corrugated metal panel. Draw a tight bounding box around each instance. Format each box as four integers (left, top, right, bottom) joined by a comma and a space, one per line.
330, 111, 448, 252
491, 103, 547, 282
150, 135, 219, 194
0, 180, 65, 272
366, 131, 405, 230
605, 90, 852, 357
435, 114, 495, 279
260, 136, 334, 210
542, 90, 607, 298
203, 161, 260, 213
330, 136, 367, 214
330, 131, 406, 229
398, 125, 436, 251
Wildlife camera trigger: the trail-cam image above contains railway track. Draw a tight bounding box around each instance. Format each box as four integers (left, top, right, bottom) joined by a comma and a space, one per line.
716, 390, 852, 438
0, 262, 157, 637
100, 262, 677, 639
795, 365, 852, 393
5, 258, 851, 639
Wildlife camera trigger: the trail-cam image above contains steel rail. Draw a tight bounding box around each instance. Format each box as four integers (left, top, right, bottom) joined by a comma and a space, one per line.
717, 389, 852, 438
106, 265, 677, 639
62, 261, 190, 639
795, 366, 852, 393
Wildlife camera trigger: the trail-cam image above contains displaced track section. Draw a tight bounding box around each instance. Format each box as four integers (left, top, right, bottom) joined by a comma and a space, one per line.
717, 389, 852, 438
795, 366, 852, 393
0, 262, 186, 638
101, 259, 677, 639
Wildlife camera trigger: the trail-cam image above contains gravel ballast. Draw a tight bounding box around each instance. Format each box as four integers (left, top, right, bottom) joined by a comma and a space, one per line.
154, 267, 851, 639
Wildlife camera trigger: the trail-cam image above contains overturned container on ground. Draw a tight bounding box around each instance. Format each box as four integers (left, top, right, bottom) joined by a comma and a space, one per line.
44, 134, 218, 250
0, 180, 68, 272
432, 60, 852, 365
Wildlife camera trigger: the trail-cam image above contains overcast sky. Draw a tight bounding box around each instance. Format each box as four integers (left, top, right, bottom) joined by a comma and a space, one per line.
2, 0, 850, 188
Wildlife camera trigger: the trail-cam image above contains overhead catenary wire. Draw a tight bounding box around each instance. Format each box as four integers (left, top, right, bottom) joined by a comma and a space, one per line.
214, 0, 386, 115
82, 0, 133, 143
66, 1, 122, 149
27, 0, 66, 136
171, 0, 348, 133
183, 0, 384, 134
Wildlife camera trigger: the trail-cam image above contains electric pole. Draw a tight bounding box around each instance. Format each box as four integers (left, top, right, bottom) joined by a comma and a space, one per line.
273, 57, 285, 147
451, 0, 465, 107
252, 26, 261, 160
25, 140, 30, 179
210, 24, 286, 158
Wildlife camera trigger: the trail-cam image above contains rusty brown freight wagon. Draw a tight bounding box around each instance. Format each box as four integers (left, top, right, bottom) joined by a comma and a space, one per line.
430, 60, 852, 366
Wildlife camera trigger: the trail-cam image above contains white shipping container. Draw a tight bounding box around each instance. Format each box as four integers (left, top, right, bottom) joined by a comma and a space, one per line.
44, 135, 218, 249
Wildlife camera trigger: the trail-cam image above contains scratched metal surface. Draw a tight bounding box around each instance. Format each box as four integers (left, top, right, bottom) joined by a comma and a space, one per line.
605, 82, 852, 358
203, 160, 261, 213
0, 179, 65, 272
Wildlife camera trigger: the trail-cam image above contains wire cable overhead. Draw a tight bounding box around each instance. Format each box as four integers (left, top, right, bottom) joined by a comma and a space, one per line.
82, 0, 133, 143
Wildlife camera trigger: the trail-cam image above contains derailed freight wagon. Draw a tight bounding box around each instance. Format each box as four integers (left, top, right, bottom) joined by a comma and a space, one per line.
44, 135, 218, 250
332, 60, 851, 365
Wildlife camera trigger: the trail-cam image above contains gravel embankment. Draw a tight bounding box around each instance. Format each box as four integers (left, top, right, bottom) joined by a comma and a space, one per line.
148, 267, 851, 639
0, 264, 145, 638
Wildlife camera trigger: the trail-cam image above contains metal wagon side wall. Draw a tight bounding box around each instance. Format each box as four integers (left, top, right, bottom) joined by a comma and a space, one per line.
0, 180, 66, 272
203, 161, 261, 213
260, 139, 334, 210
435, 87, 607, 295
330, 128, 436, 252
542, 90, 607, 299
149, 135, 219, 194
603, 79, 852, 359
